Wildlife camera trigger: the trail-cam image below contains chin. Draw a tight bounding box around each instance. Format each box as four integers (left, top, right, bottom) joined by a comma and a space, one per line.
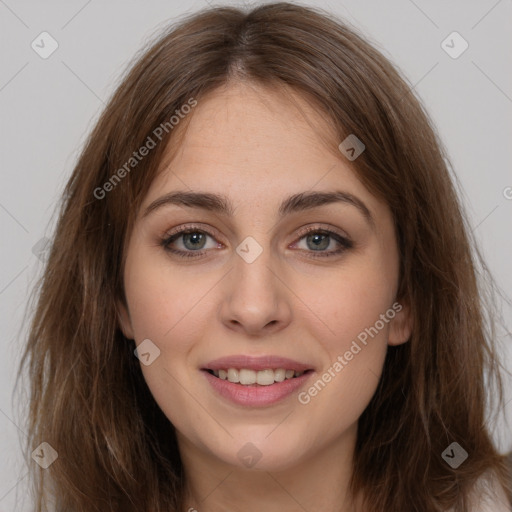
221, 431, 307, 472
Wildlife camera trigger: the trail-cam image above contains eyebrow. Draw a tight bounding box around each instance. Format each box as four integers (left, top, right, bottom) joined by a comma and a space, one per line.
142, 190, 375, 229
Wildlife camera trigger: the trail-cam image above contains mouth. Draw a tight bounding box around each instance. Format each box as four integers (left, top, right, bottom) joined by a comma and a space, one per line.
201, 355, 316, 397
203, 367, 315, 386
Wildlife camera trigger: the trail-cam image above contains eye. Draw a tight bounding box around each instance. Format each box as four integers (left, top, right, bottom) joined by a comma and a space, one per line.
291, 225, 353, 258
160, 224, 221, 258
160, 224, 353, 259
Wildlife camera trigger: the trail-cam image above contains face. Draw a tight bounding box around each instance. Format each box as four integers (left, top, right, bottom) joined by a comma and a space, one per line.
118, 81, 412, 472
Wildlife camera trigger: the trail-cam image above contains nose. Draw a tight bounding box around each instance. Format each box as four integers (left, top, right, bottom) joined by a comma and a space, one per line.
219, 242, 293, 337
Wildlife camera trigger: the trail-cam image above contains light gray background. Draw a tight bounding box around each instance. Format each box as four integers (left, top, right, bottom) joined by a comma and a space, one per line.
1, 0, 511, 509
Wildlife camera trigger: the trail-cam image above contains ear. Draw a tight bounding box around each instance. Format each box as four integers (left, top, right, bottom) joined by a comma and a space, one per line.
388, 300, 413, 346
116, 298, 134, 340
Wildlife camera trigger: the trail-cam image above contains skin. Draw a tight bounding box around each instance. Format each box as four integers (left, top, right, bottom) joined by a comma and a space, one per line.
118, 81, 413, 512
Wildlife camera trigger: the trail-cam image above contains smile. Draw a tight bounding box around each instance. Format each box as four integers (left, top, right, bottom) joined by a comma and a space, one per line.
205, 368, 309, 386
201, 354, 316, 406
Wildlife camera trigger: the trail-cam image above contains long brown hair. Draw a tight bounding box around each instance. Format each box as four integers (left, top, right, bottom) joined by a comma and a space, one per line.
16, 2, 511, 510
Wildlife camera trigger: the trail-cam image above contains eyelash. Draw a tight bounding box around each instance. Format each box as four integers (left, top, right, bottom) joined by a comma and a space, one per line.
160, 223, 353, 259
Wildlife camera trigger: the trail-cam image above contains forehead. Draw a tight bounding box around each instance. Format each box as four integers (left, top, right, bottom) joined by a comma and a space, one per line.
168, 81, 340, 169
142, 81, 385, 223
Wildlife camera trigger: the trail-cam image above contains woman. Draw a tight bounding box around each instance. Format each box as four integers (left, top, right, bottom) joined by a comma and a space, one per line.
17, 2, 511, 511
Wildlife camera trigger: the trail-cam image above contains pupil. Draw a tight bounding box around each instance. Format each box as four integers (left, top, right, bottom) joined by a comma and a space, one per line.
184, 232, 205, 250
308, 233, 328, 251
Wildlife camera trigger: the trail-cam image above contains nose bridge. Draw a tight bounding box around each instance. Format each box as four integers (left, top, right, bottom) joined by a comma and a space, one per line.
233, 233, 277, 299
220, 232, 291, 333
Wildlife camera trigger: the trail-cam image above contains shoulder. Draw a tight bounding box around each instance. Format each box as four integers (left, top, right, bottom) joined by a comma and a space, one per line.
467, 471, 511, 512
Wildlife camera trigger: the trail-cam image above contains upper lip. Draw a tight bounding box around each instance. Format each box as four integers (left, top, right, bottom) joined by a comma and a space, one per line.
203, 355, 314, 372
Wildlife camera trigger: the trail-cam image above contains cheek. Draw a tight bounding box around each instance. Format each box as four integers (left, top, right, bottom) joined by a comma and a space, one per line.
123, 247, 215, 343
303, 257, 397, 348
123, 252, 210, 429
297, 289, 391, 439
294, 258, 395, 409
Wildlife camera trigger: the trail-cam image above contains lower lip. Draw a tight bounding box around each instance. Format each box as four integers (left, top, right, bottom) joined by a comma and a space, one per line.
202, 370, 314, 407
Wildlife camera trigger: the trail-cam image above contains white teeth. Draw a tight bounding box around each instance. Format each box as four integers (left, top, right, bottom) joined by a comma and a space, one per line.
227, 368, 239, 383
239, 369, 256, 385
274, 368, 286, 382
211, 368, 307, 385
256, 369, 275, 386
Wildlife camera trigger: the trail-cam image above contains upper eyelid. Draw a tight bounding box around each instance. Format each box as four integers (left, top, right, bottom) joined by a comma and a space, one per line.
162, 223, 351, 247
163, 223, 223, 242
163, 223, 350, 240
